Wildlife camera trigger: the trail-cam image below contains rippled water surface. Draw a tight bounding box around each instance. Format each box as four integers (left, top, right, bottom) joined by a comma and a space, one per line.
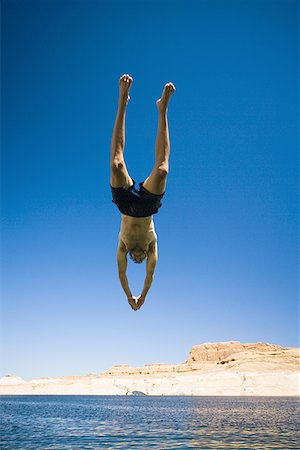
1, 395, 299, 449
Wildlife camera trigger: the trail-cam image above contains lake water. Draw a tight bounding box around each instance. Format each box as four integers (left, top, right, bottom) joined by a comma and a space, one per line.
0, 396, 299, 449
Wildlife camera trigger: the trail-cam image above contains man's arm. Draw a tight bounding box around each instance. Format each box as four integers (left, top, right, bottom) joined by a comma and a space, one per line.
116, 240, 132, 299
140, 240, 158, 301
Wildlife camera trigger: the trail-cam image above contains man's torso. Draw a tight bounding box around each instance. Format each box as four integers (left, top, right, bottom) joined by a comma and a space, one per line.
119, 214, 157, 252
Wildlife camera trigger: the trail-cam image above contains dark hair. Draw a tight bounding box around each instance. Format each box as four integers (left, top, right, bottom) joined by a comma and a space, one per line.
129, 249, 146, 264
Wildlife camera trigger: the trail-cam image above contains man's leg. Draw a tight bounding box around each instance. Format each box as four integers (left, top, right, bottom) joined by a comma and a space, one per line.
142, 83, 176, 195
110, 74, 133, 188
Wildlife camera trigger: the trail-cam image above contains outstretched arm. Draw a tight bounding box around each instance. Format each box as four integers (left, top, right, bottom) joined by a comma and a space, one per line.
117, 240, 138, 310
137, 241, 158, 309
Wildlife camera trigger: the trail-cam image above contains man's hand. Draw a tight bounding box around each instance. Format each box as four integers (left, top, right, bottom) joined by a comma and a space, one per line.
127, 294, 146, 311
127, 295, 139, 311
136, 294, 146, 310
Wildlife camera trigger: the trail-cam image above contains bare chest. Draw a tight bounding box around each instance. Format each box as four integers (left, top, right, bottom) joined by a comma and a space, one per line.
119, 216, 156, 251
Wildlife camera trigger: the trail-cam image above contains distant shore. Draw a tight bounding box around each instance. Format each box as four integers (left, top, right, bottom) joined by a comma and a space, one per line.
1, 341, 299, 396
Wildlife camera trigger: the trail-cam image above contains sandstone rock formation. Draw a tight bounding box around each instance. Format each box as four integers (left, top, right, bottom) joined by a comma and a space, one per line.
0, 375, 26, 385
1, 342, 299, 396
186, 341, 284, 364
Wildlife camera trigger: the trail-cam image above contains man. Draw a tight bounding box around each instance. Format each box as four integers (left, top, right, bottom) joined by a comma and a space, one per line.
110, 74, 175, 311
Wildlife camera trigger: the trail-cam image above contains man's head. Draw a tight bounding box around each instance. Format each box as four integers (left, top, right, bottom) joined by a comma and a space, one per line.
129, 248, 147, 264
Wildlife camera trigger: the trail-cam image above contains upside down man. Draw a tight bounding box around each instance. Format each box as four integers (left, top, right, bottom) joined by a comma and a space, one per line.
110, 74, 175, 310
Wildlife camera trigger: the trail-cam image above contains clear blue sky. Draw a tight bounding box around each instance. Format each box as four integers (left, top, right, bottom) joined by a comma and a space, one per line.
2, 0, 298, 379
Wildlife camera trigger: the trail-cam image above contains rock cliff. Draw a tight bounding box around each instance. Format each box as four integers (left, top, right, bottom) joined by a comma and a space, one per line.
1, 341, 298, 396
186, 341, 284, 364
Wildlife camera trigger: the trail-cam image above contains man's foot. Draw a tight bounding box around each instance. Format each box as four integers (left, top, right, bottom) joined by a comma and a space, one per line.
156, 82, 176, 113
119, 74, 133, 106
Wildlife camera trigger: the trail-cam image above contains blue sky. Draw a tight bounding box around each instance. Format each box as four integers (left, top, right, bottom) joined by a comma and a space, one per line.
2, 0, 298, 379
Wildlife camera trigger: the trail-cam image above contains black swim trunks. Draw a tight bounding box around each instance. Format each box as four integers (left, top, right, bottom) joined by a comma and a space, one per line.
110, 179, 164, 217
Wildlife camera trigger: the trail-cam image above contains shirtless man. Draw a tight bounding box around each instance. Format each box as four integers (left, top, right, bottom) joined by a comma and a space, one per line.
110, 74, 175, 311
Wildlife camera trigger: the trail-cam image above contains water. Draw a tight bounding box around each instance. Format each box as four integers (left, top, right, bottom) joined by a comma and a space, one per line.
0, 396, 299, 449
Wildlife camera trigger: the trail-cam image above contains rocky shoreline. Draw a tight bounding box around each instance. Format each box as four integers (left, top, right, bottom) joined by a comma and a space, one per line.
1, 341, 299, 396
